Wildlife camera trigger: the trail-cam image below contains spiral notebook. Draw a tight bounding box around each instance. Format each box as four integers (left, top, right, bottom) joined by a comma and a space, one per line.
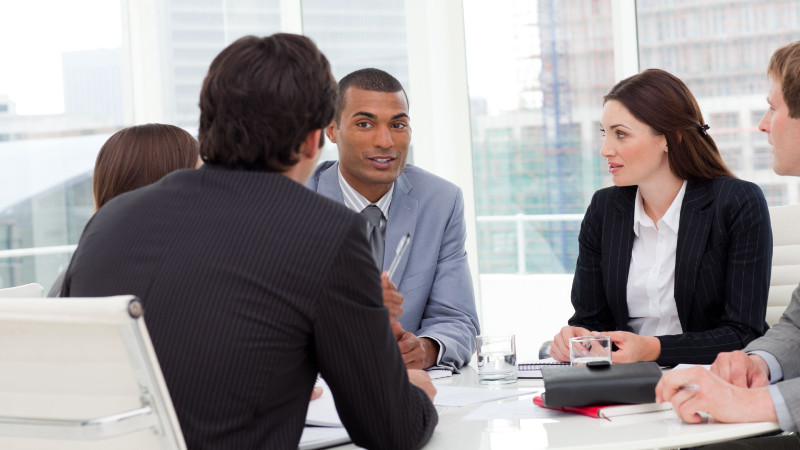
517, 358, 569, 378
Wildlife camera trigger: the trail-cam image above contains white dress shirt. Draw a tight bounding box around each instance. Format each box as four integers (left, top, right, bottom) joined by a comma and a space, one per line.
626, 181, 687, 337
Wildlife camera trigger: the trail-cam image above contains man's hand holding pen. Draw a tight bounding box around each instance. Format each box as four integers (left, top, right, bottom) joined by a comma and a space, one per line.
381, 272, 404, 322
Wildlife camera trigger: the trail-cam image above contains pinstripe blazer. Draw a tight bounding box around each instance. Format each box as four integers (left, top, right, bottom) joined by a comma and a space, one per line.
744, 284, 800, 430
569, 177, 772, 365
61, 164, 437, 449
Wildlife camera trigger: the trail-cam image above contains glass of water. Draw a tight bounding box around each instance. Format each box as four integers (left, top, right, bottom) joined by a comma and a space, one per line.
476, 334, 517, 384
569, 335, 612, 366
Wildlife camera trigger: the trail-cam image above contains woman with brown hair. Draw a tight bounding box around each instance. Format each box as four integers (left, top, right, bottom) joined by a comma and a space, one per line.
550, 69, 772, 365
92, 123, 201, 209
48, 123, 199, 296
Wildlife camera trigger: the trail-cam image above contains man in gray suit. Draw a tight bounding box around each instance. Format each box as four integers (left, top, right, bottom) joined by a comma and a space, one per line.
657, 41, 800, 438
307, 68, 480, 370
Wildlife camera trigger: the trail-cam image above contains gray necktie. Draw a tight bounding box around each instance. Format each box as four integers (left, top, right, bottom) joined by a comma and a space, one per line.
361, 204, 385, 269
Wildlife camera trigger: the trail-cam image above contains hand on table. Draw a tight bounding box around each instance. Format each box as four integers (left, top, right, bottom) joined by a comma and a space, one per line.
604, 331, 660, 363
656, 366, 777, 424
710, 350, 770, 388
550, 325, 591, 362
392, 322, 439, 369
407, 369, 437, 402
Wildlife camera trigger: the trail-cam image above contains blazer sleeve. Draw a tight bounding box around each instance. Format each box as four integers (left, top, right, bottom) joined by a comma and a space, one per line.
568, 190, 619, 332
314, 214, 437, 450
416, 188, 480, 369
657, 182, 771, 365
745, 284, 800, 380
775, 378, 800, 432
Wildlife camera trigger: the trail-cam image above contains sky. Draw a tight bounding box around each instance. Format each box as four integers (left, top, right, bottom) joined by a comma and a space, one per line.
463, 0, 538, 115
0, 0, 122, 115
0, 0, 533, 117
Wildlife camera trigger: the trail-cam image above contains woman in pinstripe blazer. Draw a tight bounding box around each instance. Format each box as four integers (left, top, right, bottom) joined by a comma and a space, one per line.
550, 69, 772, 366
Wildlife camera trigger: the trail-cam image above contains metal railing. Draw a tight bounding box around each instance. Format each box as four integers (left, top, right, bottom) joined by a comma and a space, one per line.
0, 214, 585, 279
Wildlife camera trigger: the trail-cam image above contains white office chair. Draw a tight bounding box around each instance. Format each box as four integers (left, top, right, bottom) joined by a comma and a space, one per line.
0, 295, 186, 449
767, 204, 800, 326
0, 282, 45, 298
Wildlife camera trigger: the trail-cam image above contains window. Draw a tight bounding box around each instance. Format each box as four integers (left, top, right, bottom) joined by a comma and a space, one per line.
637, 0, 800, 204
0, 0, 281, 289
464, 0, 613, 275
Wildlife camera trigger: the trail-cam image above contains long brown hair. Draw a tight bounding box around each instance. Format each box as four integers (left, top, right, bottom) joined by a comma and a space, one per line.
93, 123, 199, 209
604, 68, 733, 180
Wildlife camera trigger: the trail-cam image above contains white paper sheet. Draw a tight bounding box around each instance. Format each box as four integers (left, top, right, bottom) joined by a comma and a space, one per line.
305, 379, 342, 427
298, 426, 351, 450
433, 385, 536, 407
464, 396, 565, 420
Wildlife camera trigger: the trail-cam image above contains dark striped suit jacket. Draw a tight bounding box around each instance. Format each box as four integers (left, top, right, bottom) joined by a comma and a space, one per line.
62, 163, 437, 449
569, 177, 772, 365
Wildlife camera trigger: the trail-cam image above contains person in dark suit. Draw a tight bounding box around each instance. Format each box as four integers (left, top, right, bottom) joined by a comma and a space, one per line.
61, 34, 437, 449
48, 123, 201, 297
306, 68, 480, 370
550, 68, 772, 366
656, 41, 800, 446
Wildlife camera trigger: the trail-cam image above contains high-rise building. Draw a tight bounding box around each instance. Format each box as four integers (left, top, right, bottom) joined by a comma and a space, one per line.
468, 0, 800, 274
62, 48, 124, 125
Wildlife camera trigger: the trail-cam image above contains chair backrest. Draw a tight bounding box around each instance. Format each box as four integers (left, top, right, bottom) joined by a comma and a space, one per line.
767, 204, 800, 326
0, 283, 44, 298
0, 295, 186, 450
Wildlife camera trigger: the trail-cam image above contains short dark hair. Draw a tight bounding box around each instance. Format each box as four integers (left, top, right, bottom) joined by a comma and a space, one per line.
604, 68, 733, 181
334, 68, 407, 125
767, 41, 800, 119
93, 123, 199, 210
198, 34, 337, 171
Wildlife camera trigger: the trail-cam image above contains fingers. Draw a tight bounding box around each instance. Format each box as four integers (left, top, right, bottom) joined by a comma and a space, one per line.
391, 321, 405, 341
550, 326, 586, 362
396, 332, 425, 369
711, 351, 757, 388
381, 272, 404, 322
310, 385, 323, 401
380, 272, 397, 290
407, 369, 437, 402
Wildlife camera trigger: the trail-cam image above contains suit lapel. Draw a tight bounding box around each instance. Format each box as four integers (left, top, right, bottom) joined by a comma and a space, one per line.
384, 173, 418, 282
316, 161, 345, 204
675, 179, 714, 327
609, 187, 636, 329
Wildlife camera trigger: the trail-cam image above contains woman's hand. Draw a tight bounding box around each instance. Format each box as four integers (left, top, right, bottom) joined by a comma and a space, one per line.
550, 325, 591, 362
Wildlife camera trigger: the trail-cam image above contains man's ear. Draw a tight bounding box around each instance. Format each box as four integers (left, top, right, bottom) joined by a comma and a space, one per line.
325, 121, 338, 144
300, 129, 323, 160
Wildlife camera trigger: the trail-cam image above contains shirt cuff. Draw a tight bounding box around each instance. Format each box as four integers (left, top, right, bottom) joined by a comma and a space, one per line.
768, 384, 797, 432
749, 350, 784, 383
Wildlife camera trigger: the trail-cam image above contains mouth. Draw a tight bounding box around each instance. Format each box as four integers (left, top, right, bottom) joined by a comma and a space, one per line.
367, 156, 396, 169
608, 162, 623, 174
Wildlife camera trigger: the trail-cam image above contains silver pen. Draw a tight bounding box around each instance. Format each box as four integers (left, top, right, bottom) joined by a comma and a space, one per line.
386, 233, 412, 281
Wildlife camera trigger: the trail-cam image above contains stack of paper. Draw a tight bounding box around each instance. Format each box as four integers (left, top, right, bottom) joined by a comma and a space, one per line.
301, 379, 350, 449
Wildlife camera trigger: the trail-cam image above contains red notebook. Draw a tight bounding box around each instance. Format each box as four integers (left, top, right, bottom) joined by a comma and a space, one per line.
532, 395, 671, 419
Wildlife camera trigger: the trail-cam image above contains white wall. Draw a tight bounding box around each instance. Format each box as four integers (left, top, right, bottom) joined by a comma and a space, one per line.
479, 274, 575, 360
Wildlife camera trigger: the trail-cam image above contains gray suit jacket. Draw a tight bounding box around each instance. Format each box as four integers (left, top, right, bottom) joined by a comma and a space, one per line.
307, 161, 480, 369
745, 283, 800, 430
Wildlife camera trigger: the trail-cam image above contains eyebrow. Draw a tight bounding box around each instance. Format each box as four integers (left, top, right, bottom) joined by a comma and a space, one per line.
351, 111, 410, 120
605, 124, 628, 130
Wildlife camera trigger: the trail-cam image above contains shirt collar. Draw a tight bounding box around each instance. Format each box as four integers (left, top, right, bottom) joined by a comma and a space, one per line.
632, 180, 687, 236
337, 165, 394, 217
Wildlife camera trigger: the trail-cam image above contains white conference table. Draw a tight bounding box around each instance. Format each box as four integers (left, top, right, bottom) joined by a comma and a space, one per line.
333, 365, 780, 450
